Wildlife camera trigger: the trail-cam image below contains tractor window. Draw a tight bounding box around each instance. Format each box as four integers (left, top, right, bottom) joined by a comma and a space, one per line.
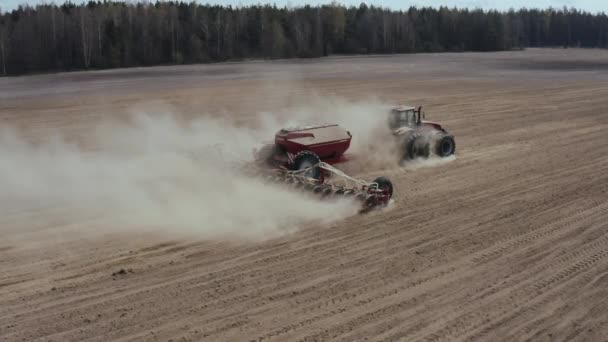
406, 110, 416, 125
390, 109, 416, 128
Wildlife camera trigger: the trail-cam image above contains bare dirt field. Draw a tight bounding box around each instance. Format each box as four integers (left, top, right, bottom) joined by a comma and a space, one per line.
1, 48, 608, 342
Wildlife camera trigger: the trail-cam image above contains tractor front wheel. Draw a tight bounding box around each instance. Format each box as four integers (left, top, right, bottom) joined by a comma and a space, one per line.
435, 134, 456, 157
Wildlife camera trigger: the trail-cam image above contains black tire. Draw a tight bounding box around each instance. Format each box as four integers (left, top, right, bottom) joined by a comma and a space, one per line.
291, 151, 322, 180
372, 176, 393, 199
404, 133, 430, 160
435, 134, 456, 157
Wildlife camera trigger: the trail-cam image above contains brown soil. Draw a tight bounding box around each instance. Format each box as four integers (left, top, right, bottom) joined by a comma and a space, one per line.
1, 48, 608, 342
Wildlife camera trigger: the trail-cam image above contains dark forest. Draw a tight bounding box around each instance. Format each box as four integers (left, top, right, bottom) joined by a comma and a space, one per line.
1, 1, 607, 75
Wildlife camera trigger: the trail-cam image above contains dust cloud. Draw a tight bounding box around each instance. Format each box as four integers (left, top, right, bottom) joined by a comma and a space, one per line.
0, 94, 451, 245
0, 106, 359, 243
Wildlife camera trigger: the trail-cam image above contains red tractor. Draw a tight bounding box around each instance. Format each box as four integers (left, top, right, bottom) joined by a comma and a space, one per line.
389, 105, 456, 161
250, 123, 393, 211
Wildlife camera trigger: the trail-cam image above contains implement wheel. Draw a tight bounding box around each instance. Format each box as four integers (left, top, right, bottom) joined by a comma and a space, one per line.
291, 151, 322, 180
372, 176, 394, 200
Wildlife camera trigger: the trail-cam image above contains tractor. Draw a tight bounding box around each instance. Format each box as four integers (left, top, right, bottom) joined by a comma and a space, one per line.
388, 105, 456, 160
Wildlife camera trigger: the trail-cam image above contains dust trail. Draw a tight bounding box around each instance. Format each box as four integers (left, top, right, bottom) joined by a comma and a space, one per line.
0, 108, 359, 245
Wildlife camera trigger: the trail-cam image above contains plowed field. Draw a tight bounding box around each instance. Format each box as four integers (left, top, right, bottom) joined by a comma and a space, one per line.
2, 48, 608, 342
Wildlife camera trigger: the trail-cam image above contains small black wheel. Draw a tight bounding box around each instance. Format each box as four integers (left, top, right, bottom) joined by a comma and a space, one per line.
292, 151, 322, 180
435, 134, 455, 157
372, 176, 393, 199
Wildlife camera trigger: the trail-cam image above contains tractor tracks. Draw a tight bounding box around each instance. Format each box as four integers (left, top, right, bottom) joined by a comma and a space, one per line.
249, 200, 608, 341
335, 203, 608, 342
471, 201, 608, 264
422, 244, 608, 342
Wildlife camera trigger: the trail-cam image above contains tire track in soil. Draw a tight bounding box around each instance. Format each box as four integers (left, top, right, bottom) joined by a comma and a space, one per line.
405, 224, 608, 342
333, 203, 608, 341
370, 232, 608, 342
457, 251, 608, 342
478, 270, 608, 342
286, 198, 600, 322
310, 212, 608, 342
249, 201, 608, 341
472, 201, 608, 263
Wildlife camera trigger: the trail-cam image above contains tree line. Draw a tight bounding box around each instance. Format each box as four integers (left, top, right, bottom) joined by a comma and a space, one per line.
1, 1, 607, 75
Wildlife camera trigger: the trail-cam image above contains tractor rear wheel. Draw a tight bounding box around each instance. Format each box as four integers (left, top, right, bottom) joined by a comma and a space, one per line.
435, 134, 456, 157
404, 133, 430, 160
292, 151, 322, 180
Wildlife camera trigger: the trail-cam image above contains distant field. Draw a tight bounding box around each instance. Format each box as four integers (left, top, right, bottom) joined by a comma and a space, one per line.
1, 48, 608, 341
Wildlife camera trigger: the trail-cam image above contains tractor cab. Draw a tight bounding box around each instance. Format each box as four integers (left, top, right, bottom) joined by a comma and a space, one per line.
389, 105, 445, 132
388, 105, 424, 130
